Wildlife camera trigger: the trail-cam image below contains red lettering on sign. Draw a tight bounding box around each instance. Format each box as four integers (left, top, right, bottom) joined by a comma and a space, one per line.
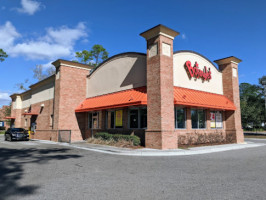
185, 61, 212, 81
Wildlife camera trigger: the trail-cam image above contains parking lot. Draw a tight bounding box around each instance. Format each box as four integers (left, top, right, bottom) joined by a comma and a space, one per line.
1, 134, 266, 200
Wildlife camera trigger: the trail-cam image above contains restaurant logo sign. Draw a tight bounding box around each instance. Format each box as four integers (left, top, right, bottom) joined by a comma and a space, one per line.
185, 61, 212, 81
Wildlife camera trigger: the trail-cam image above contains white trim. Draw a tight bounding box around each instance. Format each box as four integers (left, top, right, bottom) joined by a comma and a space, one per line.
61, 64, 91, 71
159, 32, 174, 39
145, 32, 174, 40
230, 61, 239, 65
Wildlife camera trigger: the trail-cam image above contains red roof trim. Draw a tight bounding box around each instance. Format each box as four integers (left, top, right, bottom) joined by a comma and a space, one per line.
174, 86, 236, 111
4, 117, 16, 119
76, 86, 236, 112
75, 87, 147, 112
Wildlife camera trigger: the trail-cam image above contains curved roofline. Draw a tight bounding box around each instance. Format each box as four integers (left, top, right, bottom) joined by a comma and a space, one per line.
88, 52, 146, 77
174, 50, 220, 72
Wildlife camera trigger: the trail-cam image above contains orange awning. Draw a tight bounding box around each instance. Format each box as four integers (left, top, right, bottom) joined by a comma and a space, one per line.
174, 87, 236, 110
75, 87, 147, 112
76, 86, 236, 112
4, 117, 16, 119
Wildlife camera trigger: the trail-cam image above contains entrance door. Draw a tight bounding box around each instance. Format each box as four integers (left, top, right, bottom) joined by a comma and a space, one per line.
30, 115, 37, 132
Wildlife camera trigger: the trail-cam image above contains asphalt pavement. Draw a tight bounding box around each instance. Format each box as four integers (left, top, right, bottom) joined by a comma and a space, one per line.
1, 134, 266, 200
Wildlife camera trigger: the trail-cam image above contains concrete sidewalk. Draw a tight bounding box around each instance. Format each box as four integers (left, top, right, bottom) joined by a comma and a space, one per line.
33, 139, 266, 156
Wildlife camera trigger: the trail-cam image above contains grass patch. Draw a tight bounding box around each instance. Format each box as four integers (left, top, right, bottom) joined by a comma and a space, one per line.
0, 130, 5, 134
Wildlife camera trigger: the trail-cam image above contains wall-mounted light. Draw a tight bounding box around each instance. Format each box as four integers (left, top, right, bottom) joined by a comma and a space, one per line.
41, 104, 45, 107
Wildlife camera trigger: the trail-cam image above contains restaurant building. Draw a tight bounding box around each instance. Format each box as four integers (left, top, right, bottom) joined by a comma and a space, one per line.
9, 24, 244, 149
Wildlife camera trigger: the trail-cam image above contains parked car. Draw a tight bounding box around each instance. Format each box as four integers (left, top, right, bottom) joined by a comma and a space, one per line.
4, 128, 29, 141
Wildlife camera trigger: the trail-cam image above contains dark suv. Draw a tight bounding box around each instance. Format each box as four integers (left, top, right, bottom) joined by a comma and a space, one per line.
5, 128, 29, 141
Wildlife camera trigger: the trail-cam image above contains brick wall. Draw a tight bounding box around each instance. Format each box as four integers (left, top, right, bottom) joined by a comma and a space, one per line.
31, 130, 58, 141
145, 34, 177, 149
216, 59, 244, 143
53, 64, 90, 142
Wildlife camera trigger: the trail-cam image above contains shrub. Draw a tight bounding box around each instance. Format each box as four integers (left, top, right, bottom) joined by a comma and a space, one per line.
0, 127, 6, 130
94, 132, 141, 146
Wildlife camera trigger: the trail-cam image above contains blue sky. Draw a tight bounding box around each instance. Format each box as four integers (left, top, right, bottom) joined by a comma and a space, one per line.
0, 0, 265, 106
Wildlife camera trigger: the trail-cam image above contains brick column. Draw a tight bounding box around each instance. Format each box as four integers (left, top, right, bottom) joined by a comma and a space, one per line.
10, 95, 22, 128
140, 24, 179, 149
214, 57, 244, 143
52, 60, 93, 142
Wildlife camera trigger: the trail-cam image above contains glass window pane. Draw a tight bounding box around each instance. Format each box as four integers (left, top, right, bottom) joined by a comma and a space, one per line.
88, 113, 92, 129
92, 112, 98, 129
129, 109, 138, 128
210, 111, 216, 128
216, 111, 223, 128
198, 110, 206, 128
140, 108, 147, 128
111, 111, 115, 128
176, 108, 186, 128
191, 109, 198, 129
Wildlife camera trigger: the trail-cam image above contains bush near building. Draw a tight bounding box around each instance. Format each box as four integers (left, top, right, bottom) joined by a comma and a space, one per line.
94, 132, 141, 146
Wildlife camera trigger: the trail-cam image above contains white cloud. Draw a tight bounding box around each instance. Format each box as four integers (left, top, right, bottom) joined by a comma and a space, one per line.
1, 6, 6, 10
0, 21, 88, 60
0, 21, 21, 49
42, 61, 53, 69
16, 0, 43, 15
181, 33, 186, 39
0, 92, 11, 106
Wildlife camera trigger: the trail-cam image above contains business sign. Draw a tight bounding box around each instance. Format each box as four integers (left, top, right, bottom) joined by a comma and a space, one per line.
115, 110, 123, 127
0, 121, 4, 127
210, 112, 216, 128
210, 111, 223, 128
185, 61, 212, 81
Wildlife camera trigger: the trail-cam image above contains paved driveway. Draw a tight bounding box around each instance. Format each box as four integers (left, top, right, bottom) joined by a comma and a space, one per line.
1, 135, 266, 200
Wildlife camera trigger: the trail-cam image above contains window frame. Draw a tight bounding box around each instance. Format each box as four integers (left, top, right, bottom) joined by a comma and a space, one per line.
174, 107, 186, 129
88, 111, 99, 129
106, 109, 123, 129
210, 110, 223, 129
191, 109, 206, 129
128, 107, 147, 129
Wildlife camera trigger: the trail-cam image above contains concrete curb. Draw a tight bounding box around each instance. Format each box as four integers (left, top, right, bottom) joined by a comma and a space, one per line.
31, 139, 266, 157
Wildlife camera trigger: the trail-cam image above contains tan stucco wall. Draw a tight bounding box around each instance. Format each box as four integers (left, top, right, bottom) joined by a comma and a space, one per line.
21, 92, 31, 109
12, 96, 22, 109
31, 81, 54, 105
173, 52, 223, 95
20, 79, 55, 109
86, 53, 146, 98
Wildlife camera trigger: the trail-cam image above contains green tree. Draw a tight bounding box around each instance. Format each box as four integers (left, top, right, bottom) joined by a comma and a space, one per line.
75, 44, 109, 67
240, 82, 265, 129
0, 49, 8, 62
259, 75, 266, 118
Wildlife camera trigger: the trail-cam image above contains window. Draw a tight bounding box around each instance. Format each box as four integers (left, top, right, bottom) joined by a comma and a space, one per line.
210, 111, 223, 129
175, 107, 186, 129
88, 112, 99, 129
106, 110, 123, 129
25, 119, 27, 127
191, 109, 206, 129
129, 107, 147, 129
140, 108, 147, 128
